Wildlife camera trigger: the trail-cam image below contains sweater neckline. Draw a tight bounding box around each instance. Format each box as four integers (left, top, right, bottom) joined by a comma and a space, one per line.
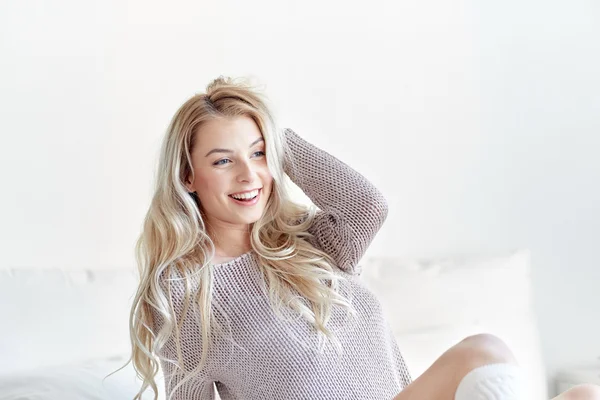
211, 250, 254, 268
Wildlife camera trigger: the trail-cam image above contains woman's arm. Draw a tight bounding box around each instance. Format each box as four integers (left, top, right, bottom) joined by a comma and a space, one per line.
283, 128, 389, 274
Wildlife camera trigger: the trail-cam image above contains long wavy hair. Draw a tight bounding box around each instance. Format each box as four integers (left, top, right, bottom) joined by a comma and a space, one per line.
125, 76, 356, 399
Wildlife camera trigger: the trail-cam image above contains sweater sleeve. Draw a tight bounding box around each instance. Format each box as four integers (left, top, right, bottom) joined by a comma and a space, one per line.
282, 128, 389, 274
153, 275, 217, 400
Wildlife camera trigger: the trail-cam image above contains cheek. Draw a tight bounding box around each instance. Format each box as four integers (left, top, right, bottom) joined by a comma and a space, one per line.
261, 174, 274, 198
259, 168, 274, 188
195, 172, 226, 199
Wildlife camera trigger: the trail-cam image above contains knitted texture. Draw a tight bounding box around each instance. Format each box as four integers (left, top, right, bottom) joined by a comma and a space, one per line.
454, 363, 525, 400
155, 128, 412, 399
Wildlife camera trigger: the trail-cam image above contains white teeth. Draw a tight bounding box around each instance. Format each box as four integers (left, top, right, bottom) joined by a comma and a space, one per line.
230, 189, 259, 200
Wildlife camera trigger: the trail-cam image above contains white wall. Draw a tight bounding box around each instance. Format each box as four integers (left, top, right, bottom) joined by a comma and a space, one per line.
1, 0, 598, 393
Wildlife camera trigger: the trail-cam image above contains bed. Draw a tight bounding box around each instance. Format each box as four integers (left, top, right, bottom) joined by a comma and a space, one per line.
0, 249, 547, 399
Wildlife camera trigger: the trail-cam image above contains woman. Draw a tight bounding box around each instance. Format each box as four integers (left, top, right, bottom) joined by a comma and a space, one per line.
128, 76, 600, 400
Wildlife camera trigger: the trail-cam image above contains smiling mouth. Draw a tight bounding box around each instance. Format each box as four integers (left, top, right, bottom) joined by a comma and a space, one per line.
228, 188, 261, 201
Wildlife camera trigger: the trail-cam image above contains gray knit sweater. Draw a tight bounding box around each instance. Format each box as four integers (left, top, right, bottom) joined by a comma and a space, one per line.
156, 129, 413, 399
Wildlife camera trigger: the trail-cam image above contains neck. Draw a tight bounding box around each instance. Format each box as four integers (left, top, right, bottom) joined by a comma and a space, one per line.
205, 219, 252, 258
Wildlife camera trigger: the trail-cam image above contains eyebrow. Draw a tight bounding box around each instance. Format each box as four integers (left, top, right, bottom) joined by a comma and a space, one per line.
205, 137, 264, 157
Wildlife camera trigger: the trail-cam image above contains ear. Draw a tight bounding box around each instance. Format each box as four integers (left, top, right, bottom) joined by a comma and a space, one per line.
184, 175, 195, 193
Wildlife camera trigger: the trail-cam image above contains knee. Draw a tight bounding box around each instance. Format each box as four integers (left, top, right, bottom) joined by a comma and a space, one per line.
452, 333, 519, 367
560, 384, 600, 400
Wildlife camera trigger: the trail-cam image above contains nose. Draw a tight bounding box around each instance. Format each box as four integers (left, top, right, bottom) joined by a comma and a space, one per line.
236, 159, 257, 183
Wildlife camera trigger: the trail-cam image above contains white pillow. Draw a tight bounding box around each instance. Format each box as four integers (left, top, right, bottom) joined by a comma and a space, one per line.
358, 249, 548, 400
0, 268, 137, 374
0, 355, 159, 400
359, 249, 536, 332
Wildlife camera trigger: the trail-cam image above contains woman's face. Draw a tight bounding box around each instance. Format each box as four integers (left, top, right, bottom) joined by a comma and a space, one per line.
185, 116, 273, 229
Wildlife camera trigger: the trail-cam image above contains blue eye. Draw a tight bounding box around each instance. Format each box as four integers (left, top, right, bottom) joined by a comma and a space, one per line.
213, 158, 231, 166
213, 152, 264, 166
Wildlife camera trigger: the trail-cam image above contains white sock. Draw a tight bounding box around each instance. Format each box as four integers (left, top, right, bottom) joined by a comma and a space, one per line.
454, 363, 525, 400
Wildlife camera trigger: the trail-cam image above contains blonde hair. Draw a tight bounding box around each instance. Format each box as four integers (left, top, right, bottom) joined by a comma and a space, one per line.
125, 76, 356, 399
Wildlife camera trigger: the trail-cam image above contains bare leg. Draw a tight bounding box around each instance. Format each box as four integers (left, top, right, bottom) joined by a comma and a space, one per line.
392, 333, 600, 400
393, 333, 519, 400
551, 384, 600, 400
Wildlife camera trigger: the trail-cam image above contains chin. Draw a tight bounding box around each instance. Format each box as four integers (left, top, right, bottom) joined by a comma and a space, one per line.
248, 207, 270, 225
244, 212, 265, 225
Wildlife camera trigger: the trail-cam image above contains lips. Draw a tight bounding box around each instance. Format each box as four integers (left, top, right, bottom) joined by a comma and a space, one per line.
228, 188, 261, 205
229, 188, 260, 197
